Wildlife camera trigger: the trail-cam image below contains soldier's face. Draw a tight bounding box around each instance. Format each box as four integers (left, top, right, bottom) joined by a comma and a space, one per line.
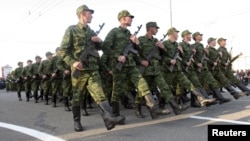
47, 55, 52, 60
210, 40, 216, 47
122, 16, 132, 26
150, 27, 158, 35
185, 34, 191, 41
82, 11, 93, 23
173, 32, 179, 40
220, 40, 226, 46
36, 58, 41, 63
27, 62, 32, 66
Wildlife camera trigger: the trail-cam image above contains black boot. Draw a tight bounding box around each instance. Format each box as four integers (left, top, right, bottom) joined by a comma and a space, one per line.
135, 103, 145, 118
111, 102, 125, 125
225, 86, 245, 99
44, 95, 48, 105
191, 88, 216, 106
40, 90, 44, 100
190, 93, 201, 108
180, 92, 191, 104
52, 95, 57, 107
169, 98, 189, 115
98, 100, 125, 130
236, 82, 250, 96
81, 99, 89, 116
17, 92, 22, 101
72, 106, 83, 132
144, 93, 170, 119
26, 92, 29, 102
64, 97, 71, 111
34, 91, 38, 103
158, 97, 166, 109
213, 88, 231, 104
199, 88, 218, 106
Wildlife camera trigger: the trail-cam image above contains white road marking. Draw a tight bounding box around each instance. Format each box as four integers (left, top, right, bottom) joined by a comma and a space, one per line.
189, 115, 250, 125
0, 122, 66, 141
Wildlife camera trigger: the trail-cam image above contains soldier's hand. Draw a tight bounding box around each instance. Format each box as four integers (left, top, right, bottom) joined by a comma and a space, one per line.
170, 59, 176, 65
141, 60, 149, 67
64, 70, 70, 75
24, 77, 28, 80
225, 62, 229, 66
33, 75, 36, 79
130, 35, 140, 45
177, 46, 183, 53
197, 63, 203, 68
239, 52, 243, 56
73, 61, 83, 70
214, 62, 217, 66
186, 61, 191, 66
52, 73, 57, 78
91, 36, 102, 43
219, 51, 222, 57
118, 56, 126, 63
204, 48, 209, 55
156, 41, 164, 49
108, 70, 113, 75
192, 48, 196, 54
42, 75, 47, 79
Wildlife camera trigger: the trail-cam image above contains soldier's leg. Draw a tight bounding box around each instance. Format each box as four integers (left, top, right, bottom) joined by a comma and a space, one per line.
81, 89, 89, 116
17, 83, 22, 101
128, 67, 170, 119
43, 80, 51, 105
24, 81, 29, 102
86, 70, 125, 130
32, 80, 39, 103
63, 79, 71, 111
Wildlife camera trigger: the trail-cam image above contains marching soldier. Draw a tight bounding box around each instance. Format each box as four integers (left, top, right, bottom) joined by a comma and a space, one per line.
38, 52, 53, 105
103, 10, 170, 121
179, 30, 217, 107
56, 50, 72, 111
51, 47, 63, 107
137, 22, 186, 116
22, 59, 33, 102
28, 56, 42, 103
5, 74, 11, 92
14, 62, 24, 101
217, 38, 250, 96
161, 27, 215, 108
60, 5, 125, 132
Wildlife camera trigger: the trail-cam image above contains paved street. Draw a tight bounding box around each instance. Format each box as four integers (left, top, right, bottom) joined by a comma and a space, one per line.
0, 89, 250, 141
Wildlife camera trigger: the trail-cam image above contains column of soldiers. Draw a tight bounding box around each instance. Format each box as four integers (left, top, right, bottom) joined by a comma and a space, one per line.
7, 4, 250, 133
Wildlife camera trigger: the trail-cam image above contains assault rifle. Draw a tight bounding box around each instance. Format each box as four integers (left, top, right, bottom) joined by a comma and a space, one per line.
73, 23, 105, 78
197, 51, 209, 72
140, 34, 167, 73
185, 51, 194, 72
225, 47, 232, 70
115, 24, 142, 71
168, 49, 182, 72
212, 53, 221, 71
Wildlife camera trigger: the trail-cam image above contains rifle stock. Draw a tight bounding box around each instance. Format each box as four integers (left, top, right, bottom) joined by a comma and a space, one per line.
168, 50, 182, 72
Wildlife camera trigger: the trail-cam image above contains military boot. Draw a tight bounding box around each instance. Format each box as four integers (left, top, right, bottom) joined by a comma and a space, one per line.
213, 88, 232, 104
169, 98, 189, 115
98, 100, 126, 130
34, 91, 38, 103
81, 99, 89, 116
52, 95, 57, 107
199, 88, 218, 106
17, 92, 22, 101
190, 93, 201, 108
135, 103, 145, 118
64, 97, 71, 111
26, 92, 29, 102
225, 86, 245, 99
72, 106, 83, 132
191, 88, 216, 106
111, 101, 125, 125
236, 82, 250, 96
44, 95, 48, 105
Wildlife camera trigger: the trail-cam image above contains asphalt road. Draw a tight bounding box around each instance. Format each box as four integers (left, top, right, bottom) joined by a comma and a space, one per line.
0, 89, 250, 141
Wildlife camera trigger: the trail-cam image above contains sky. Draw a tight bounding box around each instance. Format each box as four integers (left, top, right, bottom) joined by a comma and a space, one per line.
1, 0, 250, 75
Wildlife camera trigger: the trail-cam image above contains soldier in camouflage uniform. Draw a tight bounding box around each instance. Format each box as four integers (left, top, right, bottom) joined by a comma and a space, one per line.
51, 47, 63, 107
137, 22, 188, 116
38, 52, 53, 105
161, 27, 215, 108
217, 38, 250, 96
5, 74, 11, 92
14, 62, 24, 101
191, 32, 232, 104
22, 60, 33, 102
56, 49, 72, 111
179, 30, 217, 107
28, 56, 42, 103
103, 10, 169, 121
60, 5, 125, 132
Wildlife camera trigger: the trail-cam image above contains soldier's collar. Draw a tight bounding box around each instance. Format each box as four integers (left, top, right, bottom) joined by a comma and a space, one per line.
145, 34, 154, 40
77, 22, 89, 30
118, 26, 130, 32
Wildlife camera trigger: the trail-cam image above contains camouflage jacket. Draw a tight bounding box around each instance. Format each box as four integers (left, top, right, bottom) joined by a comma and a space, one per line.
51, 55, 63, 78
22, 66, 31, 79
14, 67, 23, 80
217, 46, 240, 71
207, 46, 220, 71
191, 42, 208, 71
38, 60, 52, 77
162, 39, 182, 72
60, 22, 101, 71
138, 35, 167, 75
179, 40, 194, 71
28, 62, 41, 78
100, 53, 112, 74
56, 56, 71, 79
102, 26, 139, 69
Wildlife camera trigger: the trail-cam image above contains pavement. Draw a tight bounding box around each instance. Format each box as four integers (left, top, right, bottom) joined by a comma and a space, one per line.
0, 88, 250, 141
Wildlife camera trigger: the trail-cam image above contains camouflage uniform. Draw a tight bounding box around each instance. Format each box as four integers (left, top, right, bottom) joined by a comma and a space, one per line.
56, 55, 72, 111
5, 74, 11, 92
38, 56, 52, 105
14, 62, 24, 101
22, 60, 32, 102
51, 54, 63, 107
217, 38, 250, 96
28, 56, 42, 103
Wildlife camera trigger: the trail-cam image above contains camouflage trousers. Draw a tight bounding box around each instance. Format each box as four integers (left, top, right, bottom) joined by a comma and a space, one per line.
31, 79, 40, 95
23, 80, 32, 95
222, 69, 240, 84
196, 69, 220, 90
143, 73, 173, 102
62, 77, 72, 97
112, 66, 150, 102
211, 69, 231, 88
71, 68, 106, 107
16, 82, 23, 94
51, 78, 62, 96
41, 79, 51, 96
184, 70, 203, 88
163, 71, 193, 95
